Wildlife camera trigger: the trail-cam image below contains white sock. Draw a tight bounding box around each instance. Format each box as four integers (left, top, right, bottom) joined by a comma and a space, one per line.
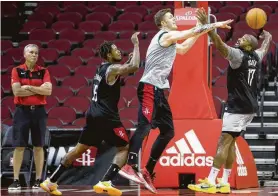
207, 167, 219, 185
222, 169, 231, 185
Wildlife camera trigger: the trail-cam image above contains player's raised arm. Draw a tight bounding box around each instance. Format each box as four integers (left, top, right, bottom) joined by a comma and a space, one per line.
196, 8, 232, 58
255, 30, 272, 59
160, 14, 232, 47
107, 32, 140, 77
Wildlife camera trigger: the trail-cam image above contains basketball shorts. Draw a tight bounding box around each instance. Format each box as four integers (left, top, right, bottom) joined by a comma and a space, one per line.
78, 114, 129, 148
137, 82, 174, 131
222, 112, 255, 137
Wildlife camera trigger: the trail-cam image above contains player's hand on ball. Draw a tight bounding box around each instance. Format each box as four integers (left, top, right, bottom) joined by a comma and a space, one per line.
216, 19, 233, 29
259, 30, 271, 39
131, 32, 140, 45
196, 8, 208, 25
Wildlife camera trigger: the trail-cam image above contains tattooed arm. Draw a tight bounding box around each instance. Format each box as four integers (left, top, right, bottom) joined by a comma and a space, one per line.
255, 30, 272, 60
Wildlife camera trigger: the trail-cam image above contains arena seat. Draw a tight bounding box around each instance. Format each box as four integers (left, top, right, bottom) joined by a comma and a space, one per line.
51, 21, 75, 33
48, 106, 76, 125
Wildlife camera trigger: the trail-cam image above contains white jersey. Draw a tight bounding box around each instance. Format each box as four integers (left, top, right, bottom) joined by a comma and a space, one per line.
140, 30, 176, 89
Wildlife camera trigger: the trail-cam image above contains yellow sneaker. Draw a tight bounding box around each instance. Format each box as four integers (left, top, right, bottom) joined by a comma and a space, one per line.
93, 181, 122, 196
216, 178, 231, 194
40, 178, 62, 195
188, 178, 217, 194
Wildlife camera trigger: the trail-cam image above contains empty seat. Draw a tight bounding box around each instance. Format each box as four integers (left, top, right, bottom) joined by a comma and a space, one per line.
213, 57, 229, 71
145, 31, 157, 40
122, 119, 135, 129
1, 96, 15, 112
86, 12, 112, 27
94, 31, 117, 41
20, 21, 46, 34
52, 21, 75, 33
208, 2, 224, 11
64, 96, 90, 114
118, 97, 127, 110
124, 72, 143, 86
212, 66, 222, 78
2, 55, 15, 66
264, 22, 278, 32
119, 107, 137, 121
74, 66, 97, 80
269, 14, 278, 23
1, 105, 11, 120
73, 118, 86, 127
59, 29, 85, 44
77, 87, 91, 98
225, 1, 250, 8
1, 40, 13, 52
71, 48, 95, 62
87, 57, 103, 66
213, 96, 224, 118
64, 4, 88, 17
118, 13, 142, 24
47, 118, 63, 127
28, 12, 54, 26
138, 21, 157, 31
214, 13, 238, 24
92, 5, 117, 16
88, 1, 110, 8
212, 86, 228, 101
35, 5, 60, 16
125, 5, 148, 17
29, 29, 55, 43
47, 65, 71, 79
2, 118, 13, 126
114, 39, 133, 53
119, 31, 137, 40
48, 39, 71, 55
52, 87, 73, 102
39, 48, 59, 63
78, 21, 103, 34
144, 13, 155, 22
57, 56, 83, 70
6, 48, 24, 62
121, 86, 137, 102
2, 76, 12, 93
83, 39, 104, 50
115, 1, 137, 9
48, 106, 76, 124
233, 21, 252, 31
63, 1, 85, 7
213, 76, 227, 87
141, 1, 161, 7
62, 75, 89, 90
57, 12, 82, 26
219, 6, 244, 16
254, 1, 277, 8
19, 40, 42, 48
109, 21, 135, 32
45, 96, 59, 112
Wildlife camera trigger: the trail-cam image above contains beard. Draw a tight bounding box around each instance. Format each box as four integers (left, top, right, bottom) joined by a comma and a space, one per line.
113, 57, 122, 63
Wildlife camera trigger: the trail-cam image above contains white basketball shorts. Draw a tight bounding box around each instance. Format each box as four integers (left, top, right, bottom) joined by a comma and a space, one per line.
222, 112, 255, 132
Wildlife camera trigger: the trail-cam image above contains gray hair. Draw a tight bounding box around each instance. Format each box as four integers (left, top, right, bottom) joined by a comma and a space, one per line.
23, 44, 39, 55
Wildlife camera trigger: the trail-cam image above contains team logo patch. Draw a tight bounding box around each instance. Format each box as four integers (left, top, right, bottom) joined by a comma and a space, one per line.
114, 127, 129, 142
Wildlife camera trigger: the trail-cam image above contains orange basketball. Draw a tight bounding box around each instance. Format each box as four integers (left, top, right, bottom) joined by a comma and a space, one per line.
246, 8, 267, 29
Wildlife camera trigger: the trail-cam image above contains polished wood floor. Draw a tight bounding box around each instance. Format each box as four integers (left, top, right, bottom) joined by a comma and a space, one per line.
2, 186, 278, 196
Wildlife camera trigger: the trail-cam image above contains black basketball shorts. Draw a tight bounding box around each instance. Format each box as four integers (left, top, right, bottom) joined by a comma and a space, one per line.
137, 82, 174, 131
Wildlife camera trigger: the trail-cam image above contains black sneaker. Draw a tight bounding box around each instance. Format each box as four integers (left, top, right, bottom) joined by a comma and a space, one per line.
32, 179, 41, 189
8, 180, 21, 190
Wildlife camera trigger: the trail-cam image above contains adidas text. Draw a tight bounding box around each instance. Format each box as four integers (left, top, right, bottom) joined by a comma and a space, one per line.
159, 154, 213, 167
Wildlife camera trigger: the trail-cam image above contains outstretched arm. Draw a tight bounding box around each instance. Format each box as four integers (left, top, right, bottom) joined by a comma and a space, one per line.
176, 35, 200, 55
106, 32, 140, 84
196, 8, 231, 58
255, 30, 272, 59
160, 14, 232, 47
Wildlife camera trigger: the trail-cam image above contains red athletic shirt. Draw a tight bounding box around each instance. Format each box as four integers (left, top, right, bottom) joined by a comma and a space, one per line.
11, 64, 51, 105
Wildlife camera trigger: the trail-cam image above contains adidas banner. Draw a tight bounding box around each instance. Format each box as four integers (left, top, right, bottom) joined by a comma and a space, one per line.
142, 120, 258, 189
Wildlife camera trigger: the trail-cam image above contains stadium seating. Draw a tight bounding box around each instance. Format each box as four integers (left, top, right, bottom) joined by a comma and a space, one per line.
1, 1, 277, 129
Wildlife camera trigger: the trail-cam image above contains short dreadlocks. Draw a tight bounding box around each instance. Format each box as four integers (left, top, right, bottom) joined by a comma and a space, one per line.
99, 41, 114, 60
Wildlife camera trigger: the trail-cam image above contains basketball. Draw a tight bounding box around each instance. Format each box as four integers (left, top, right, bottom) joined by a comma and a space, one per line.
246, 8, 267, 29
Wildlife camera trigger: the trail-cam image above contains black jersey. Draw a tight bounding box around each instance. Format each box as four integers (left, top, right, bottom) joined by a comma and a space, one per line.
89, 62, 121, 121
226, 50, 260, 114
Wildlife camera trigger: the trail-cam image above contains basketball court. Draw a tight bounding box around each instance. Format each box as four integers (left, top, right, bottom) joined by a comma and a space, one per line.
2, 186, 278, 196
